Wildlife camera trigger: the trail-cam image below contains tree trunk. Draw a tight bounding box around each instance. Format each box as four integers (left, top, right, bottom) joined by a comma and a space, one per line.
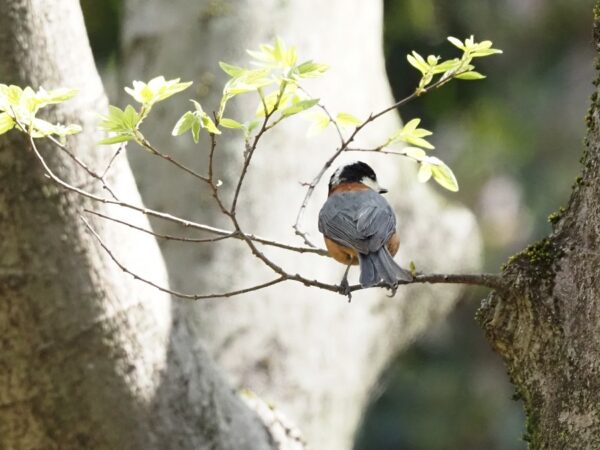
0, 1, 273, 448
121, 1, 481, 448
477, 6, 600, 449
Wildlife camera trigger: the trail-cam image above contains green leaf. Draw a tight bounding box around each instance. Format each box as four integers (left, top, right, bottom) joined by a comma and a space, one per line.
172, 111, 196, 136
45, 123, 82, 137
4, 85, 23, 106
336, 112, 361, 127
429, 157, 459, 191
405, 135, 435, 150
295, 60, 329, 78
402, 146, 427, 160
124, 76, 192, 105
431, 58, 461, 74
219, 62, 246, 77
255, 89, 288, 116
98, 134, 134, 145
219, 117, 245, 129
201, 114, 221, 134
191, 119, 201, 143
387, 119, 434, 149
122, 105, 141, 129
403, 118, 420, 134
406, 51, 429, 74
0, 112, 15, 135
35, 87, 79, 106
248, 37, 297, 68
245, 120, 260, 134
447, 36, 465, 50
471, 49, 503, 57
281, 98, 319, 117
306, 109, 330, 137
455, 71, 486, 80
417, 163, 432, 183
99, 105, 133, 133
409, 261, 417, 277
427, 55, 439, 66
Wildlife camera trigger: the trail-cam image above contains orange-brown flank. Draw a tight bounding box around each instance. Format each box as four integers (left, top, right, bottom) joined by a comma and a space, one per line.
324, 183, 400, 265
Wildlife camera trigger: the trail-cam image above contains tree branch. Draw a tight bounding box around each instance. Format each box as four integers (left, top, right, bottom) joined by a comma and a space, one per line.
83, 211, 503, 300
27, 134, 328, 255
292, 73, 458, 245
81, 216, 287, 300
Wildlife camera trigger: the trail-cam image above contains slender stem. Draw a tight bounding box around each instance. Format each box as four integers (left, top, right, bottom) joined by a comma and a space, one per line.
85, 212, 505, 298
230, 81, 287, 215
292, 72, 456, 244
139, 137, 211, 184
100, 142, 125, 179
46, 135, 120, 200
85, 209, 236, 243
26, 134, 327, 255
82, 216, 286, 300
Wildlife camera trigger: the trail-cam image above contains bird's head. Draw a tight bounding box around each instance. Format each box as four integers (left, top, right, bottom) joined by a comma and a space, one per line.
328, 161, 388, 194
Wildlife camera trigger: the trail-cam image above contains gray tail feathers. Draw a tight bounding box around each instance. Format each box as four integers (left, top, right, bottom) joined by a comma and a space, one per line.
358, 248, 413, 287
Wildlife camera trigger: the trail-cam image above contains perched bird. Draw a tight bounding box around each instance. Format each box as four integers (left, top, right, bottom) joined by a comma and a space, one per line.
318, 161, 412, 292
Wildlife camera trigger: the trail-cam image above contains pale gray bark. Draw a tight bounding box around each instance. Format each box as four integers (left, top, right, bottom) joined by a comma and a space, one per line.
0, 1, 273, 448
477, 7, 600, 449
121, 1, 481, 449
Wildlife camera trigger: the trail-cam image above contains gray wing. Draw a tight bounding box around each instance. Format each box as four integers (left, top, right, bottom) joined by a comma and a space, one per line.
318, 190, 396, 254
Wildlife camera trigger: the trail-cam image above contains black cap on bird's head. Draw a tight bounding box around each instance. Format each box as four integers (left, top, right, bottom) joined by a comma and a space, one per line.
328, 161, 388, 194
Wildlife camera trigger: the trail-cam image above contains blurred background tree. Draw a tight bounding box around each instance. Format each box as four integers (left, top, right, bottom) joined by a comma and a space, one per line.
79, 0, 594, 449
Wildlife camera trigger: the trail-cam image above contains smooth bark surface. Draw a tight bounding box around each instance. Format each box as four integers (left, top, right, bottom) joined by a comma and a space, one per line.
478, 7, 600, 449
122, 1, 481, 448
0, 1, 273, 448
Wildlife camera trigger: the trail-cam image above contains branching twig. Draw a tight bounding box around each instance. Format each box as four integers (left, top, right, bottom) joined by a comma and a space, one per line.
83, 211, 504, 299
26, 134, 327, 256
20, 61, 505, 302
292, 74, 456, 245
46, 135, 120, 200
85, 209, 236, 243
230, 81, 287, 215
81, 216, 287, 300
100, 142, 125, 179
139, 137, 211, 184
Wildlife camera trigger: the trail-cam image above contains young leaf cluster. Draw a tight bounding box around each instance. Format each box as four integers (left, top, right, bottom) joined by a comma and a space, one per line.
0, 84, 81, 141
208, 37, 328, 138
99, 76, 192, 145
383, 118, 459, 191
407, 35, 502, 94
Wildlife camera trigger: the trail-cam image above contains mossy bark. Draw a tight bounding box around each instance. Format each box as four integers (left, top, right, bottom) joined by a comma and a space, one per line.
477, 6, 600, 449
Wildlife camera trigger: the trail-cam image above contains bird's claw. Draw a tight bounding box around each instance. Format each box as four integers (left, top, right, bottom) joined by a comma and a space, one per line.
339, 278, 352, 302
386, 283, 399, 297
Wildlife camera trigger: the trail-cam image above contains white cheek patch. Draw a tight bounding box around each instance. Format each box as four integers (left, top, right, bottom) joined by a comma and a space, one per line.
331, 167, 344, 187
361, 176, 383, 192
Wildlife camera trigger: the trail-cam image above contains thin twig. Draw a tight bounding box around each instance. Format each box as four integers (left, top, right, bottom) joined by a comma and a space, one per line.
46, 135, 120, 200
230, 81, 288, 215
139, 137, 211, 184
84, 212, 505, 298
298, 85, 344, 142
81, 216, 286, 300
292, 73, 455, 245
26, 134, 327, 256
85, 209, 236, 243
100, 142, 125, 179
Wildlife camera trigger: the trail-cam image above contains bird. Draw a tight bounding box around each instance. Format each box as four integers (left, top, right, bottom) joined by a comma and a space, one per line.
318, 161, 413, 294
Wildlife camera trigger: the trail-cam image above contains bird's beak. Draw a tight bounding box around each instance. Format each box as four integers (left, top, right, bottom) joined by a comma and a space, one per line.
378, 187, 388, 194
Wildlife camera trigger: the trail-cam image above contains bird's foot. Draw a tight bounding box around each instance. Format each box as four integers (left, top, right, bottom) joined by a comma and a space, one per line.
385, 283, 399, 297
339, 278, 352, 302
